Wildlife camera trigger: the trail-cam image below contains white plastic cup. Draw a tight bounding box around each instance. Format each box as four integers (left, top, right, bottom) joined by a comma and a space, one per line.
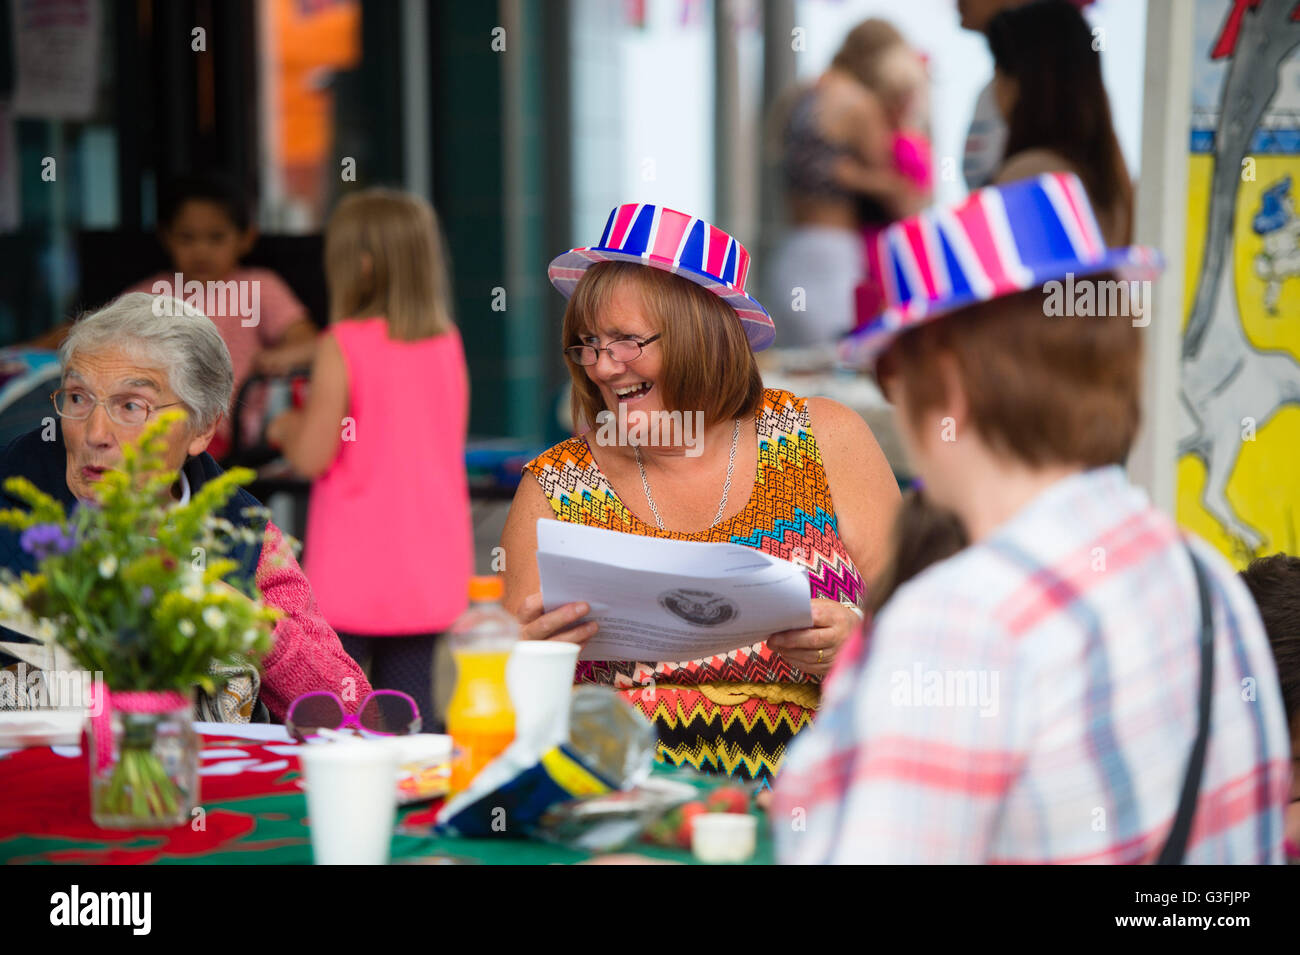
691, 813, 758, 864
299, 739, 400, 865
506, 641, 581, 752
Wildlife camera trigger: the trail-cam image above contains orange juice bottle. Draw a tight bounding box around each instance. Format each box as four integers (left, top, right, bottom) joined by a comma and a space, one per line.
446, 575, 519, 794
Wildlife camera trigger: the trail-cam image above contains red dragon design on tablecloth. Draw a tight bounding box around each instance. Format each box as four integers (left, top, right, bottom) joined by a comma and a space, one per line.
0, 734, 306, 864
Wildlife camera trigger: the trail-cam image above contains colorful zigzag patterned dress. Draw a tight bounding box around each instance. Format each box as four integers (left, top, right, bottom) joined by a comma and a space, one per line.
522, 388, 865, 781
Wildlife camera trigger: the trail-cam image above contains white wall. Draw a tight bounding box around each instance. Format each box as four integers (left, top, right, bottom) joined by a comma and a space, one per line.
570, 0, 1149, 241
570, 0, 715, 242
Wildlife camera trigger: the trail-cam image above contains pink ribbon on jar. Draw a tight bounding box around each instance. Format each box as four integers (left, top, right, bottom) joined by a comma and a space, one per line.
87, 684, 191, 766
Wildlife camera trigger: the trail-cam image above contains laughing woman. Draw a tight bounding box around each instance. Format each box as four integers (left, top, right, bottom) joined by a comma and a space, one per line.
500, 205, 900, 780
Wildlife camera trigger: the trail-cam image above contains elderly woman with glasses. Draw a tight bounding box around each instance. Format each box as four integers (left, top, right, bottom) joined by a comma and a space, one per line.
0, 292, 372, 721
500, 205, 901, 781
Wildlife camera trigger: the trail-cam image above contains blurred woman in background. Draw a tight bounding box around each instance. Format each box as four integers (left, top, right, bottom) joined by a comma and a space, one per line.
768, 20, 931, 349
986, 0, 1133, 244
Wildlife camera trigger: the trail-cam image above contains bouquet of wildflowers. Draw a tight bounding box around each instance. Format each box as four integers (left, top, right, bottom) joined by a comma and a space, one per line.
0, 411, 279, 821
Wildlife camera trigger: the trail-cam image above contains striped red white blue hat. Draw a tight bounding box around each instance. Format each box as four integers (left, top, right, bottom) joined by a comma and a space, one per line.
549, 203, 775, 351
841, 172, 1164, 370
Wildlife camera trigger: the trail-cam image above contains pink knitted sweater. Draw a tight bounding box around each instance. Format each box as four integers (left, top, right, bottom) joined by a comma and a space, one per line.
257, 521, 373, 720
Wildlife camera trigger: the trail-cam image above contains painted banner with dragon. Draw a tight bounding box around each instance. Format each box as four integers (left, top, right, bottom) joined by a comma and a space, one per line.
1178, 0, 1300, 563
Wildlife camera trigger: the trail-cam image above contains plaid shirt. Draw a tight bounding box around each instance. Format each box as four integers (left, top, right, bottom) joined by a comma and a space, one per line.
773, 467, 1292, 863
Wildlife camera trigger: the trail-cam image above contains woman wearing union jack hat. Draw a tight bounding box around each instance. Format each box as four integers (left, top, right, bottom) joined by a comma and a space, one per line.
499, 203, 901, 781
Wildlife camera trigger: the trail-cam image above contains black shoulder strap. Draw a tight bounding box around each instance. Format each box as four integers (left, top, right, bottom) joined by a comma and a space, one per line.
1156, 547, 1216, 865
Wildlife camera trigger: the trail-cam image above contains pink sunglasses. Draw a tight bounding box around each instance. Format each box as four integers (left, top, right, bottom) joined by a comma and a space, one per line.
285, 690, 421, 742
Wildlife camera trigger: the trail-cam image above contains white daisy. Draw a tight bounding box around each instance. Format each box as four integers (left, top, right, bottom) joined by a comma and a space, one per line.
0, 586, 23, 616
182, 567, 204, 602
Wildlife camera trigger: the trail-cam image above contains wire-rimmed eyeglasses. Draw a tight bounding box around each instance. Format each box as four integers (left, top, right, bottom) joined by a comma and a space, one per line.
563, 333, 662, 366
50, 388, 184, 428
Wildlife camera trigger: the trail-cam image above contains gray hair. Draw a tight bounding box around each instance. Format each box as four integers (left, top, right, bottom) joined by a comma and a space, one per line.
59, 292, 234, 434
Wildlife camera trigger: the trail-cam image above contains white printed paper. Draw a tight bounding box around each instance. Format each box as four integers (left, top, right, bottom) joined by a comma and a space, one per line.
536, 519, 812, 662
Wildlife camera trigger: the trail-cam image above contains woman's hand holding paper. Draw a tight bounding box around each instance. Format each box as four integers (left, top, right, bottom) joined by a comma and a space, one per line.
517, 593, 600, 644
766, 598, 861, 678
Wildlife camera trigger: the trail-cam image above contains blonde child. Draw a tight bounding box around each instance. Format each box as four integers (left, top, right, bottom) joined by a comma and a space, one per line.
267, 189, 472, 727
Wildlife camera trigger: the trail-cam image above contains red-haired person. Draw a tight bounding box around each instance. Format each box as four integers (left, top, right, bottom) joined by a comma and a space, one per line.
773, 174, 1292, 863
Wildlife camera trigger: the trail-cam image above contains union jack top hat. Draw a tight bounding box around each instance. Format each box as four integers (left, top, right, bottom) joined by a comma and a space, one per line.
549, 203, 775, 351
841, 172, 1165, 370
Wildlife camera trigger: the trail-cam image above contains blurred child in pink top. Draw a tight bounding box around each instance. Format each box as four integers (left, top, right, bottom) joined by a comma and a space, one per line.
267, 189, 472, 728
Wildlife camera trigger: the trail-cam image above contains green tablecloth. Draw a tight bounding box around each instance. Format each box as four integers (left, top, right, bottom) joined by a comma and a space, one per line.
394, 764, 774, 865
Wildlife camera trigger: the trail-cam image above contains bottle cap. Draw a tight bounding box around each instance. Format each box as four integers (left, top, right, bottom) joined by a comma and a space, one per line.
468, 575, 504, 602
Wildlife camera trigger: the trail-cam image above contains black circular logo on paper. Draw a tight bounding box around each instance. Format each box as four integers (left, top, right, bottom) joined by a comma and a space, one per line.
657, 589, 738, 627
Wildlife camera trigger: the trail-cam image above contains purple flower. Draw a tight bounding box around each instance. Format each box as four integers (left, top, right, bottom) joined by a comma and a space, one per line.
68, 500, 98, 523
19, 524, 76, 561
138, 586, 155, 607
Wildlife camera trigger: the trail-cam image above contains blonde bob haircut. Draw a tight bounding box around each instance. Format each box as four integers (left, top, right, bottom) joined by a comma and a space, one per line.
324, 188, 454, 340
563, 262, 764, 432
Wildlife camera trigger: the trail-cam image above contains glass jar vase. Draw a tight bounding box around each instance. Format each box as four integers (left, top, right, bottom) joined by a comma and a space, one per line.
88, 690, 198, 829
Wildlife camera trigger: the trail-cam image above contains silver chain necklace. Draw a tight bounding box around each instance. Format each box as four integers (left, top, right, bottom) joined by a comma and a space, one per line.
634, 418, 741, 531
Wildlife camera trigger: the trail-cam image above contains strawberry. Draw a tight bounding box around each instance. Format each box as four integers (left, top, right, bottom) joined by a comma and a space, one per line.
642, 809, 680, 847
706, 787, 749, 814
676, 801, 708, 848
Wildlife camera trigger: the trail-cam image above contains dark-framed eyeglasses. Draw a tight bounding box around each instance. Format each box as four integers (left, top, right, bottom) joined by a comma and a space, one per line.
50, 388, 183, 427
564, 333, 661, 366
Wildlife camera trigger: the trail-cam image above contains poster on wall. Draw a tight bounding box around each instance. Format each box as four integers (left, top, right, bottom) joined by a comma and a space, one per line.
1178, 0, 1300, 565
10, 0, 100, 120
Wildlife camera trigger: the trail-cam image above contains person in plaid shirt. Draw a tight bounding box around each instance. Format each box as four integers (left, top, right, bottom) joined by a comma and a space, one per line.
773, 174, 1293, 863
